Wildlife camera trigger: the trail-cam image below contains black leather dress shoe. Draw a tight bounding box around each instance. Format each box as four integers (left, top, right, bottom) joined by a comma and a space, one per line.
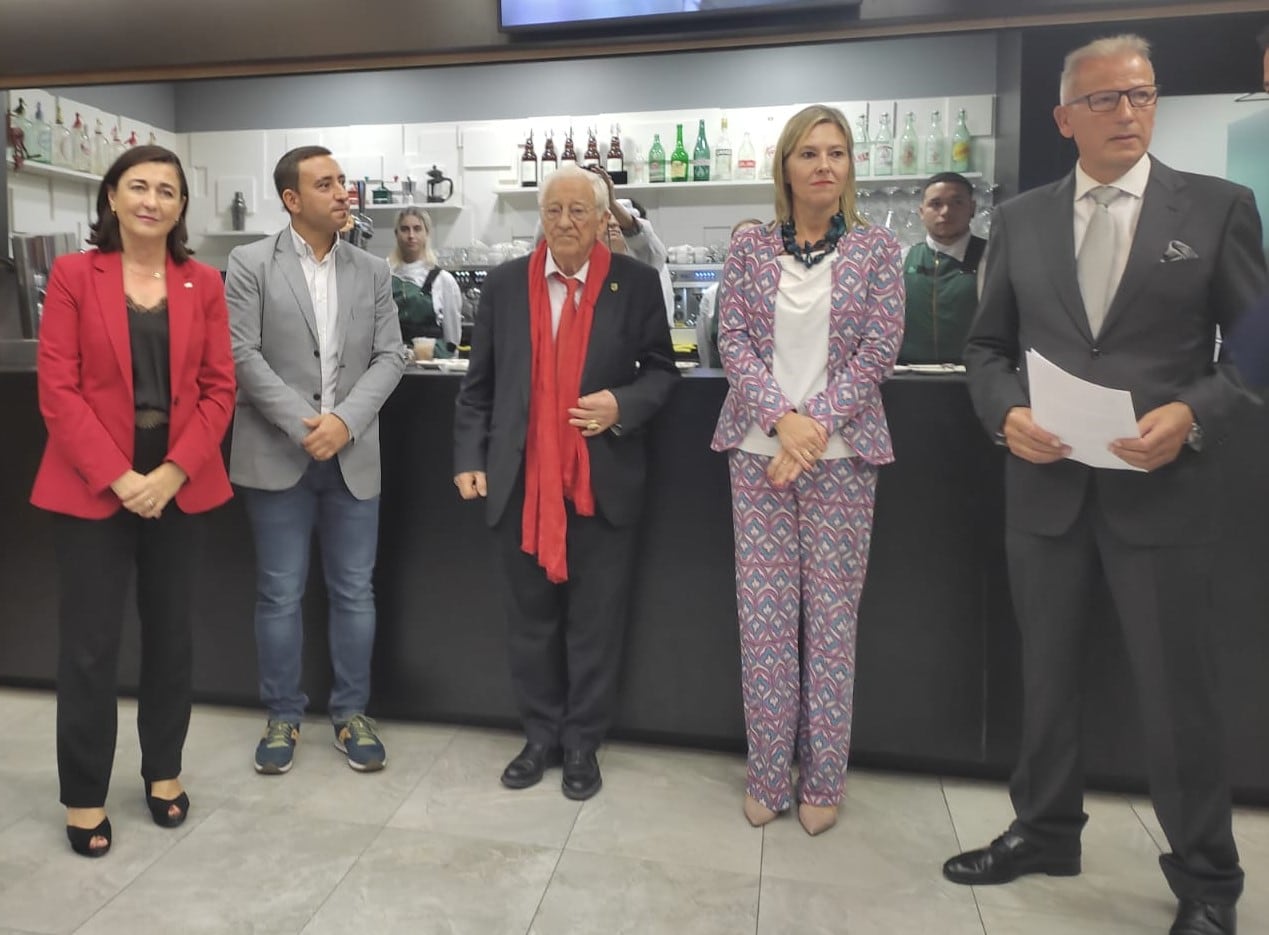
561, 748, 601, 801
1170, 899, 1236, 935
942, 831, 1081, 885
500, 742, 562, 790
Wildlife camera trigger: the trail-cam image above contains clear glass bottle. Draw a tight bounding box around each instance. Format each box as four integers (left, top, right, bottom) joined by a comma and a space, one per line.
31, 101, 51, 163
853, 114, 871, 179
760, 115, 777, 180
950, 108, 972, 172
72, 113, 92, 172
91, 119, 111, 175
670, 124, 690, 182
735, 132, 757, 180
897, 112, 919, 176
924, 110, 946, 173
692, 119, 710, 182
647, 133, 666, 183
110, 126, 128, 162
13, 98, 33, 155
712, 116, 732, 181
51, 103, 72, 168
872, 113, 894, 176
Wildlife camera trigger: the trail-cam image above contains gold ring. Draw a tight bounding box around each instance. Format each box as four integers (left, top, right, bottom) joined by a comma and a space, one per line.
586, 420, 600, 432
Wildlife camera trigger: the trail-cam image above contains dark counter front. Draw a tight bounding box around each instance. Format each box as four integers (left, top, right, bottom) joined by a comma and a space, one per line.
2, 368, 1267, 802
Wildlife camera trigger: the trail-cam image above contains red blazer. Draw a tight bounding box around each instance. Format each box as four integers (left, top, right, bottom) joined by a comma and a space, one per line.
30, 249, 236, 519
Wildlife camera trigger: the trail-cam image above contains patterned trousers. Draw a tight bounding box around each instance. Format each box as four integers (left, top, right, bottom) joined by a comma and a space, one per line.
728, 449, 878, 811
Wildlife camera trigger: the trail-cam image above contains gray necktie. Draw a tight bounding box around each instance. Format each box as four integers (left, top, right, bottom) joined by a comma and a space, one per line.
1077, 185, 1120, 336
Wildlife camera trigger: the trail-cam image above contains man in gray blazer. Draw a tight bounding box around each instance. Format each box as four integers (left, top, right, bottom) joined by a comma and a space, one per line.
945, 36, 1263, 935
227, 146, 404, 776
453, 165, 677, 800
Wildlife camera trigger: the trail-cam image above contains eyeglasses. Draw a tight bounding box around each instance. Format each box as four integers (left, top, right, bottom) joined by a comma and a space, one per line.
542, 204, 595, 223
1066, 85, 1159, 112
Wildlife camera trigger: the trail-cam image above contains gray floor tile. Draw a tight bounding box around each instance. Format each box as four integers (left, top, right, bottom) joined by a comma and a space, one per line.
977, 903, 1168, 934
73, 808, 380, 935
387, 728, 583, 848
564, 743, 762, 876
301, 826, 559, 935
757, 875, 983, 935
529, 849, 759, 935
761, 770, 958, 892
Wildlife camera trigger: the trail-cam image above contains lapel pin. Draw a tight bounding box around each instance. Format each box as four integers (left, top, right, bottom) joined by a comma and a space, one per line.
183, 282, 194, 289
609, 282, 618, 292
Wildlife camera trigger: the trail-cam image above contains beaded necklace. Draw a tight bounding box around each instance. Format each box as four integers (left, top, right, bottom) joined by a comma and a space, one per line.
781, 212, 846, 269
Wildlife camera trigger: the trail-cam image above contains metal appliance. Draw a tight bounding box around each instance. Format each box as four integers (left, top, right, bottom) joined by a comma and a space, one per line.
668, 264, 722, 328
448, 265, 490, 348
11, 232, 79, 338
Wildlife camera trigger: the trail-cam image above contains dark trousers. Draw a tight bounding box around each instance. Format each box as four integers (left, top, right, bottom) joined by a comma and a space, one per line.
53, 426, 202, 807
493, 478, 637, 751
1007, 486, 1242, 905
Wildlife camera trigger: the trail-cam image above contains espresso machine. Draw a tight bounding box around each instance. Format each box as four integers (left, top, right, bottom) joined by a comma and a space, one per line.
12, 232, 79, 338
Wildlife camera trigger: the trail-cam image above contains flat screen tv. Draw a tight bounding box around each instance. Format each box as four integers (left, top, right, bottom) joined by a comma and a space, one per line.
499, 0, 862, 32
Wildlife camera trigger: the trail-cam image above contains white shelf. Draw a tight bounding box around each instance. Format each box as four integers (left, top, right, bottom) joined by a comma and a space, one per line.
9, 160, 101, 184
361, 201, 463, 213
496, 172, 983, 200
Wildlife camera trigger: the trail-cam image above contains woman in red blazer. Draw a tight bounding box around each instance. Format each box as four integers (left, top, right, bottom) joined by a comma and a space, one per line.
31, 145, 235, 857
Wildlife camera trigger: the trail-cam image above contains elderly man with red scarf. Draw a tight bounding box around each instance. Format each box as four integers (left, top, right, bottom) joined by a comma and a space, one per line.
454, 164, 678, 800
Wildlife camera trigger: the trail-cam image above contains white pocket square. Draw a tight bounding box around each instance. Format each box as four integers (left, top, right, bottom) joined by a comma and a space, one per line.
1161, 240, 1199, 262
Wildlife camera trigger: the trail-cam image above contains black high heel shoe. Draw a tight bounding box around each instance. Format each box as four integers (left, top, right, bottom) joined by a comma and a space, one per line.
66, 817, 112, 857
145, 785, 190, 829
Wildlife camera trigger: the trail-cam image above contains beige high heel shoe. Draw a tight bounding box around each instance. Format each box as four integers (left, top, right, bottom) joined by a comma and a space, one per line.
743, 794, 779, 827
797, 802, 838, 836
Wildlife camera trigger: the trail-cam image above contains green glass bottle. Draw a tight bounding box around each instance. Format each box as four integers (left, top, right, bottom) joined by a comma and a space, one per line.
670, 124, 690, 182
648, 133, 666, 183
692, 119, 710, 182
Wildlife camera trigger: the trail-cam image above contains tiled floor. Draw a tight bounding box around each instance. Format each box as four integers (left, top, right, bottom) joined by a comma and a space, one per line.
0, 687, 1265, 935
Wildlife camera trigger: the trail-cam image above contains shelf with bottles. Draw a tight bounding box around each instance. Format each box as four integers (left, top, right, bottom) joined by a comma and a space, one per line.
495, 172, 983, 200
7, 160, 101, 185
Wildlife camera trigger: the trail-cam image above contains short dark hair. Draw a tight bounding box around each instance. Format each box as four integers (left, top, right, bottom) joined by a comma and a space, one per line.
273, 145, 333, 208
1258, 24, 1269, 52
922, 171, 975, 201
88, 145, 193, 262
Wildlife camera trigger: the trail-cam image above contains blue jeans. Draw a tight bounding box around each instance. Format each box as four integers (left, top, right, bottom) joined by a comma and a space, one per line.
242, 458, 380, 724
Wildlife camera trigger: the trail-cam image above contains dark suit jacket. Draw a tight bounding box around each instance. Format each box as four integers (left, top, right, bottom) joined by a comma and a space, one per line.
453, 251, 678, 528
965, 157, 1265, 546
31, 249, 236, 519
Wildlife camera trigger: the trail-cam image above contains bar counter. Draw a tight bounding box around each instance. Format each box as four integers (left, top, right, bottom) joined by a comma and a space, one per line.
2, 367, 1266, 802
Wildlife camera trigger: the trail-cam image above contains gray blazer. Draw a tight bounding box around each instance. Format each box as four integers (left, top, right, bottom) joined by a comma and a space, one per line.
226, 228, 405, 499
965, 157, 1265, 545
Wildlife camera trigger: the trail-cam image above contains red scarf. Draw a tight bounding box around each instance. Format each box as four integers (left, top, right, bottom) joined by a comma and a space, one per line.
522, 239, 611, 583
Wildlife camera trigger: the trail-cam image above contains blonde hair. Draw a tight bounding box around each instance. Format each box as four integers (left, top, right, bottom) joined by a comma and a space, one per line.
388, 206, 437, 268
1059, 34, 1153, 103
772, 105, 863, 229
538, 163, 607, 213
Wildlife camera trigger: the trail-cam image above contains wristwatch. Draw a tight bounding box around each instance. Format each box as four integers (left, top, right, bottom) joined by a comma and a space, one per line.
1185, 420, 1204, 452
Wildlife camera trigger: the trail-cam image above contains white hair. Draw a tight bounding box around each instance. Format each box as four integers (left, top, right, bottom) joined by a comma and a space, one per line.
1059, 34, 1153, 103
538, 163, 607, 212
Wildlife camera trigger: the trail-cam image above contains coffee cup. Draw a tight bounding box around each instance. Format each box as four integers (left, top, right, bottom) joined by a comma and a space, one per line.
412, 337, 436, 361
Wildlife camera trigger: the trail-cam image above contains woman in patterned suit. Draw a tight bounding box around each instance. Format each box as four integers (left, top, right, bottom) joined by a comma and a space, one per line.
710, 105, 904, 835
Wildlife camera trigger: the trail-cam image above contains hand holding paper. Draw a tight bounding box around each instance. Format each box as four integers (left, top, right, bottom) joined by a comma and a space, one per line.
1024, 350, 1144, 471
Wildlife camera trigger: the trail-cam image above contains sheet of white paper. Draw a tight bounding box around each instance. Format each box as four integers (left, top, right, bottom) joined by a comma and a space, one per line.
1025, 350, 1144, 471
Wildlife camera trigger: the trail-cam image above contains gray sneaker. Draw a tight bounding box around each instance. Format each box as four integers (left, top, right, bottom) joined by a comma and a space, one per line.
254, 720, 299, 774
333, 714, 386, 772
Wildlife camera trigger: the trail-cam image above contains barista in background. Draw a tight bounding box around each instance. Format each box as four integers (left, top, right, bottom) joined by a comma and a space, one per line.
898, 172, 986, 364
388, 207, 463, 358
588, 167, 676, 328
695, 218, 764, 368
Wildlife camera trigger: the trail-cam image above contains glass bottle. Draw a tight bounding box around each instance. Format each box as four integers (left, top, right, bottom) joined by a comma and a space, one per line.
110, 126, 127, 162
541, 129, 558, 181
560, 127, 578, 166
13, 98, 33, 155
72, 113, 92, 172
735, 132, 757, 180
606, 124, 624, 174
582, 127, 601, 169
126, 130, 139, 147
897, 112, 919, 176
692, 119, 710, 182
30, 102, 51, 163
853, 114, 871, 179
51, 103, 72, 168
950, 108, 972, 172
91, 119, 111, 175
520, 128, 538, 188
647, 133, 666, 183
231, 191, 248, 231
760, 115, 777, 180
872, 112, 894, 176
712, 116, 732, 181
670, 124, 690, 182
924, 110, 946, 173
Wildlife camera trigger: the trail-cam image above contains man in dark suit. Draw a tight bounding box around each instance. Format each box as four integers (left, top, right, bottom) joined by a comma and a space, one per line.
453, 164, 677, 800
945, 35, 1264, 935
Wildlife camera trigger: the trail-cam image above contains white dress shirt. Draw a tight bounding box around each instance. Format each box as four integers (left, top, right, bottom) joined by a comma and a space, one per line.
924, 229, 973, 263
290, 225, 340, 413
1073, 154, 1151, 301
544, 250, 592, 337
